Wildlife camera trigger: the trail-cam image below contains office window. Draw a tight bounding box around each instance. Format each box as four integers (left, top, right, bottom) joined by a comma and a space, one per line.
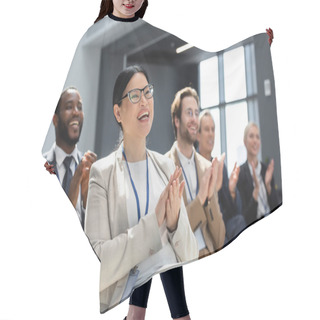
199, 56, 219, 108
210, 107, 221, 159
225, 101, 248, 171
223, 46, 247, 103
199, 43, 256, 174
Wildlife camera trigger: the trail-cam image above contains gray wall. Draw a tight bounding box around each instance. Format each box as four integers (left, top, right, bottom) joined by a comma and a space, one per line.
253, 34, 282, 190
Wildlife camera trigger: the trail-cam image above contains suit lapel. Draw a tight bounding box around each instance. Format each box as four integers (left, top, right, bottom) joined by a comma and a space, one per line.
113, 146, 129, 237
148, 150, 169, 186
244, 161, 254, 190
194, 152, 203, 191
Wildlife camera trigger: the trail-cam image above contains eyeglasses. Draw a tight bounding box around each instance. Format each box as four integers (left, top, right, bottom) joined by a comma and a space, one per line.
184, 108, 199, 118
118, 84, 154, 104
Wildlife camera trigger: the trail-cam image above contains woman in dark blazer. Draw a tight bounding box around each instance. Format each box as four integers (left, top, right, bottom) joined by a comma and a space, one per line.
237, 122, 279, 226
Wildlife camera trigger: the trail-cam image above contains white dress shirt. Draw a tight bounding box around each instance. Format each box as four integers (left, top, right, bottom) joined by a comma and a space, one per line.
248, 161, 271, 219
176, 147, 206, 251
122, 157, 178, 293
54, 143, 83, 221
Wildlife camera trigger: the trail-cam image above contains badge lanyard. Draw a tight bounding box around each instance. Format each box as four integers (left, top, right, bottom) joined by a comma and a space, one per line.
122, 147, 149, 221
180, 160, 199, 201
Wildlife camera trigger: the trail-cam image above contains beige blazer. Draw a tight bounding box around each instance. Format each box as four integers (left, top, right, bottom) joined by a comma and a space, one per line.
85, 144, 198, 313
166, 142, 226, 259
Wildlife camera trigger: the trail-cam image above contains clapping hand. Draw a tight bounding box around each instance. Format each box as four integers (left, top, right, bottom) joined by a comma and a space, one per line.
264, 159, 274, 195
166, 175, 185, 232
80, 151, 97, 207
197, 156, 220, 205
215, 153, 225, 192
155, 167, 183, 228
207, 157, 219, 199
251, 161, 260, 201
229, 162, 240, 200
266, 28, 273, 46
67, 150, 97, 208
44, 161, 55, 175
197, 165, 212, 206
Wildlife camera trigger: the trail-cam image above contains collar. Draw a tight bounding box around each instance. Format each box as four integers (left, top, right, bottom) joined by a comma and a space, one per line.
115, 142, 170, 187
248, 160, 261, 177
116, 141, 150, 165
108, 12, 139, 22
54, 142, 80, 167
174, 141, 195, 164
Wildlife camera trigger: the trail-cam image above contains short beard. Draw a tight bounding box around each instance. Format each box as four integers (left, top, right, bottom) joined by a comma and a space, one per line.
179, 126, 196, 145
57, 120, 82, 146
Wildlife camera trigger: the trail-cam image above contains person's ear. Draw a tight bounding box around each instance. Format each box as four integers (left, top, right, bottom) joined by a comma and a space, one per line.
53, 114, 58, 127
174, 116, 180, 130
113, 104, 121, 123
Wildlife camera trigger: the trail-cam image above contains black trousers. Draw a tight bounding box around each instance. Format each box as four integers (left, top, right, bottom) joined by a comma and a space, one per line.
129, 266, 189, 319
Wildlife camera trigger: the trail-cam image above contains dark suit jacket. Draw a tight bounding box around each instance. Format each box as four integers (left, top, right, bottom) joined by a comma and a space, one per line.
237, 160, 279, 226
43, 144, 85, 229
218, 166, 245, 243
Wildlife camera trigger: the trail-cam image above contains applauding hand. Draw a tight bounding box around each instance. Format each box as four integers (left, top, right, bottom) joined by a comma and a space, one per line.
264, 159, 274, 195
266, 28, 274, 46
155, 167, 182, 227
229, 162, 240, 200
251, 161, 260, 201
80, 151, 97, 207
197, 166, 212, 206
69, 150, 97, 208
166, 176, 185, 232
44, 161, 55, 175
207, 157, 219, 199
215, 153, 225, 192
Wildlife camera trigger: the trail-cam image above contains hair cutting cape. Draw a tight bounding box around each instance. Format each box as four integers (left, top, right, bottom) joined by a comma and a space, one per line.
42, 14, 282, 313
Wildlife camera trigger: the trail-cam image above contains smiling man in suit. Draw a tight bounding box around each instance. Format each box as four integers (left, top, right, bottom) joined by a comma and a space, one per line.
43, 87, 97, 229
196, 110, 246, 245
166, 87, 225, 259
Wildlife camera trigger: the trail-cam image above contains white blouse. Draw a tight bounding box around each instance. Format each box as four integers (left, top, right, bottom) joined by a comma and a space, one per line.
122, 157, 178, 296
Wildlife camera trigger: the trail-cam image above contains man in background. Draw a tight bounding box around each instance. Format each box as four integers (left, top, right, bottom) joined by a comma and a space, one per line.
43, 87, 96, 229
197, 110, 246, 245
166, 87, 225, 259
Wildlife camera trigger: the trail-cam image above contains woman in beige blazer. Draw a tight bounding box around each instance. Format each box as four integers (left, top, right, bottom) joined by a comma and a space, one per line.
85, 65, 198, 318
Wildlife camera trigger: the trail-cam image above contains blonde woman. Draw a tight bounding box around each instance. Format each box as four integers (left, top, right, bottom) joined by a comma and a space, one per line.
237, 122, 279, 226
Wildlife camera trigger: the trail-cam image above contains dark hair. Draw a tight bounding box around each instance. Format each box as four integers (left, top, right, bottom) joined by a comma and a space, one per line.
94, 0, 148, 23
55, 86, 79, 115
113, 65, 149, 128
